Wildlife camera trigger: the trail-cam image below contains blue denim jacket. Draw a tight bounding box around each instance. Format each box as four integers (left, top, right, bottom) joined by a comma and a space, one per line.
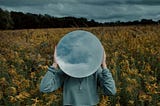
40, 66, 116, 106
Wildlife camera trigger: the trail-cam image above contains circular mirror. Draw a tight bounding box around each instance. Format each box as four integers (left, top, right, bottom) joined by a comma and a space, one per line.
56, 30, 103, 78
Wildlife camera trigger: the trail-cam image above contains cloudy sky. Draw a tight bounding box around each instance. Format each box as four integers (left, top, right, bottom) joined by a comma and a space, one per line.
0, 0, 160, 22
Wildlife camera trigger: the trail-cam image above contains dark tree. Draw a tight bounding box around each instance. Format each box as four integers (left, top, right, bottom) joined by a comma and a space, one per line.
0, 8, 13, 29
0, 8, 160, 30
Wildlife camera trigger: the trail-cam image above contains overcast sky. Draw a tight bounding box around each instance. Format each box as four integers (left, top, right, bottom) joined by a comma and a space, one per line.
0, 0, 160, 22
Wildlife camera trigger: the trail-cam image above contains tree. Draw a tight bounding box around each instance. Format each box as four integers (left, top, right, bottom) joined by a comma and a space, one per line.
0, 8, 13, 29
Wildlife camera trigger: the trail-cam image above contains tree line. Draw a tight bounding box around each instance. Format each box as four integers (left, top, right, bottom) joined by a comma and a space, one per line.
0, 8, 160, 30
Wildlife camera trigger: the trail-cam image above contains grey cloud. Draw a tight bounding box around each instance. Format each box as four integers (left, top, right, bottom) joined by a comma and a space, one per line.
1, 0, 160, 8
0, 0, 54, 7
0, 0, 79, 7
77, 0, 125, 6
79, 0, 160, 6
126, 0, 160, 6
0, 0, 160, 22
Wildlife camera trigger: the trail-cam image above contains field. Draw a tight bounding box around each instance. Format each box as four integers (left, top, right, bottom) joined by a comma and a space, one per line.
0, 25, 160, 106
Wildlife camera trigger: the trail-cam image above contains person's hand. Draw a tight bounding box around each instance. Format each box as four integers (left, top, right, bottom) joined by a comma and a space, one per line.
101, 47, 107, 69
52, 46, 58, 69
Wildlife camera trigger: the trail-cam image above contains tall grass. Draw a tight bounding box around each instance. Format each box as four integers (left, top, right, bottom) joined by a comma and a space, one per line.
0, 26, 160, 106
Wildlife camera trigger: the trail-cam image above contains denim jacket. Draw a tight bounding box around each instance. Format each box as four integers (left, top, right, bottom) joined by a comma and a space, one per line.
40, 66, 116, 106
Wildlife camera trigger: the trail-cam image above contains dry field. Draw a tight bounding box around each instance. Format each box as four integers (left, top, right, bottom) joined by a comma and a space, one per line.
0, 25, 160, 106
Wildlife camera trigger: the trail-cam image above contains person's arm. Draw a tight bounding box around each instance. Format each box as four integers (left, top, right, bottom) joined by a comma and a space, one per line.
40, 46, 65, 93
97, 67, 116, 95
40, 66, 65, 93
97, 47, 116, 95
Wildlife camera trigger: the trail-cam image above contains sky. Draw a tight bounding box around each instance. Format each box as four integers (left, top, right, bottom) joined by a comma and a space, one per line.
0, 0, 160, 22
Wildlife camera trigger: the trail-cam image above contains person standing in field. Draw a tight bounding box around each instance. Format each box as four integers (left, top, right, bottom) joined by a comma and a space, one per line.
40, 45, 116, 106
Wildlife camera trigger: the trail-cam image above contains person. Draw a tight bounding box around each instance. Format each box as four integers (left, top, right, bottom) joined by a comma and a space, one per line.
40, 46, 116, 106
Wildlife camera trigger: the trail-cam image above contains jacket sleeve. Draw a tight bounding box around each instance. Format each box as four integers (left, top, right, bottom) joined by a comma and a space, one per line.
97, 67, 116, 95
40, 66, 66, 93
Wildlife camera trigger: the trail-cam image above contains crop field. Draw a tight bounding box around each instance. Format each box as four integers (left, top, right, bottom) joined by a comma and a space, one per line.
0, 25, 160, 106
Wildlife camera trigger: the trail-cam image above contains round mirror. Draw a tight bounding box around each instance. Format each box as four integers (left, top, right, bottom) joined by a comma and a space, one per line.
56, 30, 103, 78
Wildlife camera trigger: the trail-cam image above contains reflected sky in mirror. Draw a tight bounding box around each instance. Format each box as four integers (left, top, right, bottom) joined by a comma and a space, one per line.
56, 30, 103, 78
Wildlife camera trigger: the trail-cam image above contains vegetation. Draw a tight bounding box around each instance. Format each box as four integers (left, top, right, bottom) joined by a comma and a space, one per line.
0, 8, 160, 30
0, 25, 160, 106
